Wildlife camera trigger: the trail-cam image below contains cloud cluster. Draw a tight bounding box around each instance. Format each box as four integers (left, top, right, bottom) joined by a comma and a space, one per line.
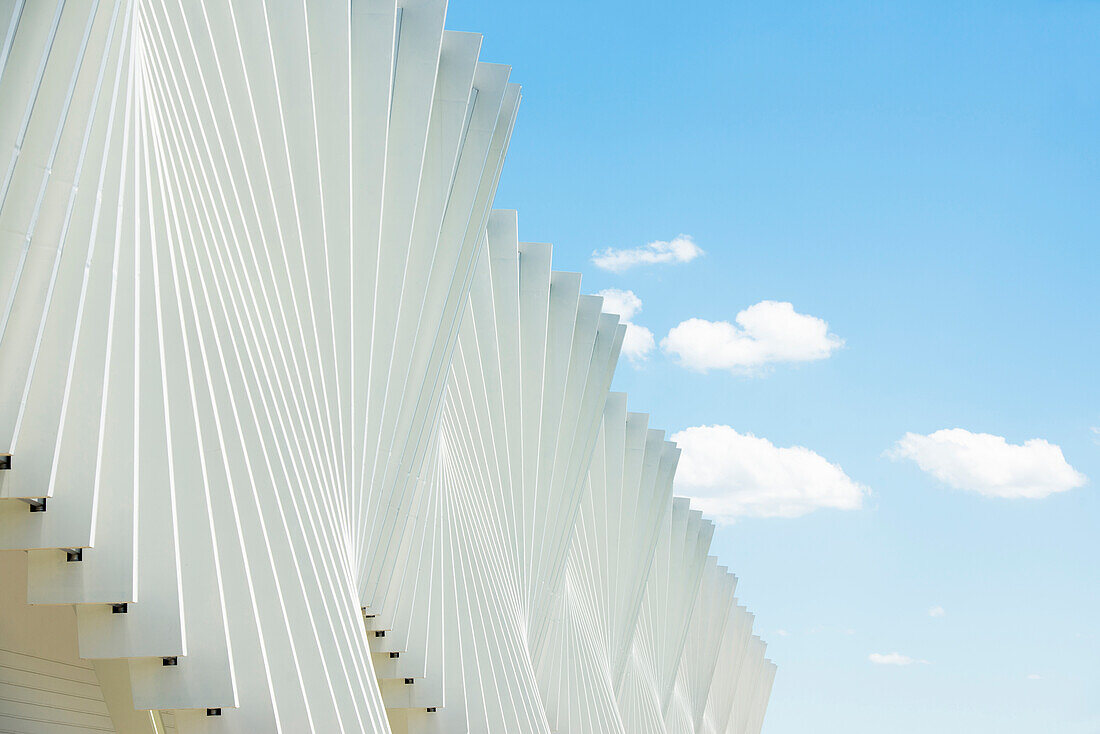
889, 429, 1086, 499
596, 288, 655, 364
661, 301, 843, 373
591, 235, 703, 273
928, 606, 946, 618
670, 425, 868, 521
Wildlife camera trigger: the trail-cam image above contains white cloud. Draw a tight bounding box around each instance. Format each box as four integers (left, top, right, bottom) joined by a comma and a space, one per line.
929, 606, 945, 618
889, 429, 1087, 499
1091, 427, 1100, 445
670, 425, 869, 521
869, 652, 927, 666
620, 326, 656, 364
591, 235, 703, 272
596, 288, 643, 323
1027, 673, 1042, 680
596, 288, 655, 364
661, 301, 843, 373
775, 629, 790, 637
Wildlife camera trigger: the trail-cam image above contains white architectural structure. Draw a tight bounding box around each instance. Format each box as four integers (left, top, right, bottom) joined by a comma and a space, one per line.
0, 1, 774, 732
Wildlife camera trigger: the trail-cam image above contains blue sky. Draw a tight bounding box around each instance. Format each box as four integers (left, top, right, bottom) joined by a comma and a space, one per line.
447, 1, 1100, 732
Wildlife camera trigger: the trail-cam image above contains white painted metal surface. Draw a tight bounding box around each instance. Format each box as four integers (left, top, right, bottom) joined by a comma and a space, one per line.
0, 2, 775, 733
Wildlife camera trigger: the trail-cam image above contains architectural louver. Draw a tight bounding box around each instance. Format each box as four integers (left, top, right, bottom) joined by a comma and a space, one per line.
0, 1, 774, 732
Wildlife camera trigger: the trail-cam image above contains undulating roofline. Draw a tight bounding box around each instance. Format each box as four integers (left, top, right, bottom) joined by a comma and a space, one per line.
0, 1, 773, 732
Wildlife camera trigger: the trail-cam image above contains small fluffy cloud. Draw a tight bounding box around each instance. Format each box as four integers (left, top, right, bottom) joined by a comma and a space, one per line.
670, 425, 869, 521
1091, 427, 1100, 445
591, 235, 703, 273
661, 301, 843, 373
869, 652, 927, 666
596, 288, 655, 364
929, 606, 945, 618
889, 429, 1086, 499
1027, 674, 1042, 680
597, 288, 643, 323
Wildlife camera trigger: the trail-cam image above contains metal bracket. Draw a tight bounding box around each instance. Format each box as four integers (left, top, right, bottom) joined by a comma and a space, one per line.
21, 497, 45, 512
